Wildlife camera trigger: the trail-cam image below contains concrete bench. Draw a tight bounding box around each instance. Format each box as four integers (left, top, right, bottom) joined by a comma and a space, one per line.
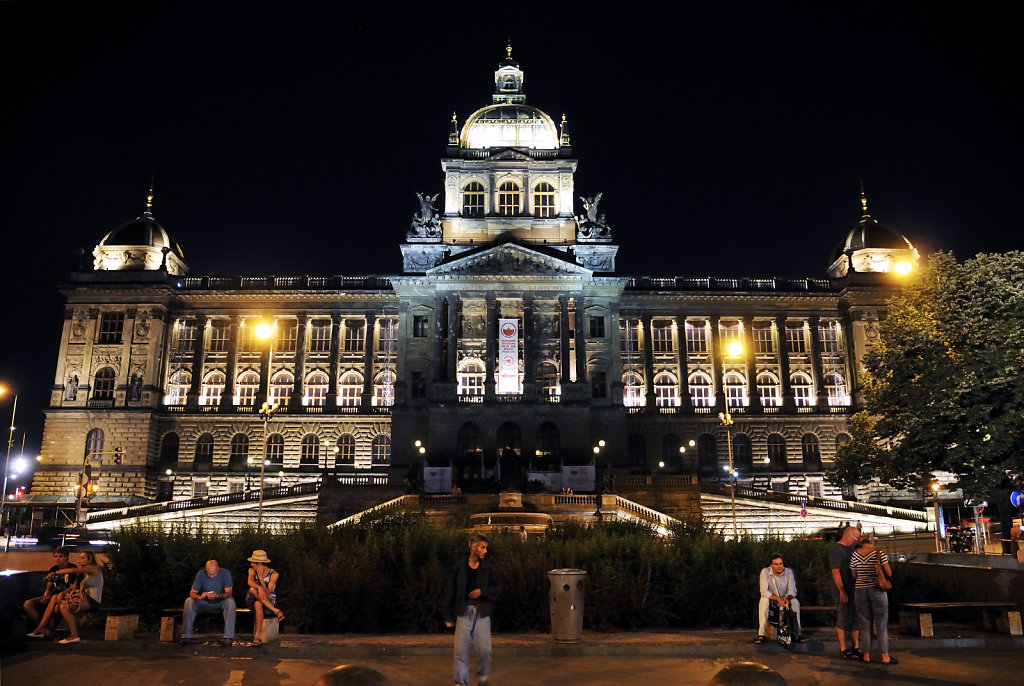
160, 606, 278, 643
98, 606, 140, 641
899, 602, 1023, 637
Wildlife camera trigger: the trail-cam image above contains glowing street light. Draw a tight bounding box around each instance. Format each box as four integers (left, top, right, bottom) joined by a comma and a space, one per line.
254, 319, 279, 530
719, 339, 743, 539
894, 260, 913, 275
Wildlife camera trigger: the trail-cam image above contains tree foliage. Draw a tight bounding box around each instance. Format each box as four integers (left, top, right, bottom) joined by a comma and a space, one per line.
830, 251, 1024, 495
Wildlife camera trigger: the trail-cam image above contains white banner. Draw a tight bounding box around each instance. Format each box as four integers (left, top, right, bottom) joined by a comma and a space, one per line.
562, 465, 595, 492
498, 318, 519, 394
424, 466, 452, 493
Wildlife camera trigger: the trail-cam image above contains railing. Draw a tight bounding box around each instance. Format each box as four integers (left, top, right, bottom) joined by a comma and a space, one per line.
554, 494, 598, 506
625, 276, 834, 292
86, 481, 322, 524
328, 495, 409, 528
699, 482, 929, 523
87, 398, 115, 408
176, 275, 394, 291
614, 496, 680, 531
616, 474, 697, 487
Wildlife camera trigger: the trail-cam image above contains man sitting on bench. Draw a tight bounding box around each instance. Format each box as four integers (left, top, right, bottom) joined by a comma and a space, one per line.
182, 559, 235, 646
755, 553, 803, 644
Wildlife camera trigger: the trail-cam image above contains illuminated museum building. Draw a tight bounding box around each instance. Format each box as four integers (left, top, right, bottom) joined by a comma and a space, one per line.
31, 52, 918, 508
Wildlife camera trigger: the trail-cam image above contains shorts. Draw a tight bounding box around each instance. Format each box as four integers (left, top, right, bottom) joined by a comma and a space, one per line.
246, 591, 278, 617
832, 587, 856, 631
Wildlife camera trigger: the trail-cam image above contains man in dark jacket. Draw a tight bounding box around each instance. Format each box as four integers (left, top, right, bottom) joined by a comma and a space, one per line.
443, 534, 501, 686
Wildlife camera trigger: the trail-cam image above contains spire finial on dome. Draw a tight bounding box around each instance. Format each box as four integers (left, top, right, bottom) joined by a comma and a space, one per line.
448, 111, 459, 145
145, 177, 155, 216
506, 40, 512, 59
859, 179, 870, 218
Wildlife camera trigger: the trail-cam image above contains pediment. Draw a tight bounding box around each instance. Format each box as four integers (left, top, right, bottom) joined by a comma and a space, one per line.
428, 243, 592, 278
487, 148, 535, 161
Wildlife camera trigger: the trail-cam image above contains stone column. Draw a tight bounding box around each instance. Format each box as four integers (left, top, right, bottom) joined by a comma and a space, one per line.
642, 313, 656, 411
447, 296, 459, 382
484, 294, 496, 399
256, 318, 271, 409
710, 316, 724, 412
676, 316, 692, 410
809, 316, 828, 409
327, 313, 342, 408
220, 316, 240, 410
574, 296, 586, 385
776, 316, 795, 412
743, 316, 761, 412
840, 313, 857, 410
523, 295, 535, 397
186, 314, 208, 409
559, 295, 571, 383
290, 314, 308, 408
433, 294, 446, 382
361, 314, 377, 410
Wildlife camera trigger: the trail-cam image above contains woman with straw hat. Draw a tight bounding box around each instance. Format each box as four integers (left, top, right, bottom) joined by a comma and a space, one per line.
245, 549, 284, 646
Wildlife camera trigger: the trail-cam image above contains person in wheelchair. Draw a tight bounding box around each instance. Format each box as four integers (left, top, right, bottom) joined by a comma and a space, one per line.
754, 554, 803, 644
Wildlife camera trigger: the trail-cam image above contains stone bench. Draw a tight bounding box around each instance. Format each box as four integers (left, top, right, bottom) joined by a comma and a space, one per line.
899, 602, 1023, 637
99, 606, 140, 641
160, 606, 278, 643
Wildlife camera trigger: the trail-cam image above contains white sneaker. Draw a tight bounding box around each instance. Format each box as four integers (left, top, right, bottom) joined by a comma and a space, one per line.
27, 632, 47, 639
58, 637, 81, 644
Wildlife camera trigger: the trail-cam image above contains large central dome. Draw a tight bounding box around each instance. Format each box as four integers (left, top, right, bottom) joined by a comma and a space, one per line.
461, 103, 559, 149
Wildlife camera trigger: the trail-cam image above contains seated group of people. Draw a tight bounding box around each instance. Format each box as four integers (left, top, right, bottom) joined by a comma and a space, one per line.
23, 547, 282, 646
182, 549, 285, 646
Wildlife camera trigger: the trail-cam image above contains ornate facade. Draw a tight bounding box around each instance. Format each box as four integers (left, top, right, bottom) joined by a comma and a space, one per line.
30, 50, 918, 516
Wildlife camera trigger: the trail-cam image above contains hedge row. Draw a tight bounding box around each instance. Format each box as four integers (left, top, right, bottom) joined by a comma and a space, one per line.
101, 515, 841, 633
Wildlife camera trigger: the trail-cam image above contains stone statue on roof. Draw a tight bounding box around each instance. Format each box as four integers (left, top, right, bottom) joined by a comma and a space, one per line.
408, 192, 442, 241
575, 192, 612, 240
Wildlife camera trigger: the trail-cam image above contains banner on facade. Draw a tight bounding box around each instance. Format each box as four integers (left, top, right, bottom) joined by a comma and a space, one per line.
562, 465, 596, 492
423, 466, 452, 493
498, 318, 519, 394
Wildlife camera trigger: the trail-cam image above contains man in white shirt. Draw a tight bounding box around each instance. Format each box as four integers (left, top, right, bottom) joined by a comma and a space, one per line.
755, 554, 803, 643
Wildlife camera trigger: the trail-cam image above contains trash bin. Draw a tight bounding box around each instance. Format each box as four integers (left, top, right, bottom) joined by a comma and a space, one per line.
547, 568, 587, 643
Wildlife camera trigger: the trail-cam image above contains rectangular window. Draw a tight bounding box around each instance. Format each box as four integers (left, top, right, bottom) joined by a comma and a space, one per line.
309, 320, 331, 352
276, 320, 297, 353
652, 321, 673, 353
685, 321, 708, 354
227, 479, 244, 494
786, 324, 807, 354
620, 320, 640, 353
377, 318, 398, 352
818, 322, 841, 353
175, 321, 196, 351
192, 480, 209, 499
208, 321, 230, 352
753, 323, 774, 354
413, 315, 430, 338
344, 320, 365, 352
719, 321, 741, 351
411, 371, 428, 399
97, 312, 125, 344
588, 316, 605, 338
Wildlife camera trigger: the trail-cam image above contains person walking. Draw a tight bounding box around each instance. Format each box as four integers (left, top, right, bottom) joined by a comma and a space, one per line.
443, 534, 502, 686
851, 537, 896, 664
829, 525, 861, 658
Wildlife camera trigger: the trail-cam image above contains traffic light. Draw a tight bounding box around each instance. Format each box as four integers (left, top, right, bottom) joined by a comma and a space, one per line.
81, 464, 94, 500
113, 446, 123, 464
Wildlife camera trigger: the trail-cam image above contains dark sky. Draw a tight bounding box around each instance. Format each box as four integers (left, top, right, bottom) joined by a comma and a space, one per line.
1, 2, 1020, 468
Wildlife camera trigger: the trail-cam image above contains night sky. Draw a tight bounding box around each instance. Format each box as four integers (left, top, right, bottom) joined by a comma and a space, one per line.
1, 3, 1020, 475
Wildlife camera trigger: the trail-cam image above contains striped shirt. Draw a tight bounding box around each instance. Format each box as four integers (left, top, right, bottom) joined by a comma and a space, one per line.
850, 549, 889, 589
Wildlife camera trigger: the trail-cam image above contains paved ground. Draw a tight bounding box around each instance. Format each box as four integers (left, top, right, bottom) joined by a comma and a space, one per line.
4, 627, 1024, 685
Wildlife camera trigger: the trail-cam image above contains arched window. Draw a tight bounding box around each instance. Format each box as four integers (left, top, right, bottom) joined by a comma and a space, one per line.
270, 371, 293, 408
662, 434, 681, 471
689, 373, 713, 408
166, 370, 190, 406
732, 434, 752, 471
200, 372, 225, 406
724, 371, 747, 408
457, 423, 482, 459
371, 434, 391, 464
756, 372, 780, 407
536, 362, 559, 398
335, 434, 355, 464
85, 428, 104, 459
338, 371, 363, 407
93, 367, 116, 400
497, 423, 522, 456
790, 373, 814, 407
373, 370, 395, 407
235, 372, 259, 406
697, 434, 718, 476
458, 360, 485, 397
300, 434, 320, 466
802, 434, 822, 471
463, 181, 485, 216
532, 181, 555, 218
193, 433, 214, 471
654, 372, 679, 407
536, 423, 560, 457
304, 371, 329, 407
265, 433, 284, 466
229, 433, 249, 470
825, 373, 849, 406
622, 371, 645, 407
497, 181, 521, 216
835, 433, 851, 451
767, 433, 787, 470
159, 432, 179, 467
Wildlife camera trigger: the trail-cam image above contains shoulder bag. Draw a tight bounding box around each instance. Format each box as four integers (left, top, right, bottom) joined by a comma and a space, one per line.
874, 552, 892, 591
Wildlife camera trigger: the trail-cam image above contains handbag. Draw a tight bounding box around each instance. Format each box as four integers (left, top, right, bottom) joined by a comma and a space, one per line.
874, 552, 892, 591
63, 588, 85, 614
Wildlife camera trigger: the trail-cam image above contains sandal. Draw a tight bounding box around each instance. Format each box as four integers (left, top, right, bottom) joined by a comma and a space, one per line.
842, 648, 861, 659
275, 610, 285, 621
753, 635, 766, 644
882, 657, 898, 665
252, 638, 262, 647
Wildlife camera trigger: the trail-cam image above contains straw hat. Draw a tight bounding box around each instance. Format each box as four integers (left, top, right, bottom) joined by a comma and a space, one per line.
247, 549, 271, 563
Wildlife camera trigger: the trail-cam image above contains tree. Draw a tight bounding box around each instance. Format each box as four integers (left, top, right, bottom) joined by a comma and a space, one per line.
829, 251, 1024, 496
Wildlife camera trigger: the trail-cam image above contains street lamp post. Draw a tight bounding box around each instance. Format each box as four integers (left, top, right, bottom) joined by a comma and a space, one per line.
0, 389, 17, 538
253, 320, 279, 530
718, 338, 743, 540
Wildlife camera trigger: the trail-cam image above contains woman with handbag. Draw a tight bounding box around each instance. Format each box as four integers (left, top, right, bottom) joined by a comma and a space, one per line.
850, 537, 896, 664
27, 550, 104, 644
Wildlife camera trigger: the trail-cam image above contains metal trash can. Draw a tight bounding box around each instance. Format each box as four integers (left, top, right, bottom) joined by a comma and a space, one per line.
547, 568, 587, 643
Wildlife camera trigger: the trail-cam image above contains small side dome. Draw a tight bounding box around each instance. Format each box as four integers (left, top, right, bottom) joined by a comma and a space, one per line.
826, 194, 918, 278
92, 189, 188, 274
